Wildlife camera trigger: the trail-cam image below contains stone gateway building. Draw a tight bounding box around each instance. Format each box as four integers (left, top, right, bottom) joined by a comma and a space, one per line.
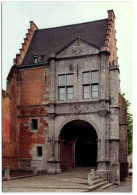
2, 10, 128, 184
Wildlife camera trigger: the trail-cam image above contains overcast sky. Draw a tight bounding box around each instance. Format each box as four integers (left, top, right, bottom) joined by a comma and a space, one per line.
2, 1, 133, 112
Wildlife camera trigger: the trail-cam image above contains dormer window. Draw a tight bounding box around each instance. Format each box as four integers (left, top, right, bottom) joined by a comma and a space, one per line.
33, 55, 38, 64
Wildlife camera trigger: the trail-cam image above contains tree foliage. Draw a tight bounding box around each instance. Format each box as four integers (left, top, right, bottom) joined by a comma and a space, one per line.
121, 93, 133, 155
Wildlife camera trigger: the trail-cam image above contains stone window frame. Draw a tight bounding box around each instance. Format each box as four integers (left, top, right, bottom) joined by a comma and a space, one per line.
30, 144, 44, 161
83, 70, 99, 99
29, 117, 39, 133
58, 73, 74, 101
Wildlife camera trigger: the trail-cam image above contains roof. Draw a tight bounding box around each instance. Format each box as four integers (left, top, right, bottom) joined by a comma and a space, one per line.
22, 18, 108, 65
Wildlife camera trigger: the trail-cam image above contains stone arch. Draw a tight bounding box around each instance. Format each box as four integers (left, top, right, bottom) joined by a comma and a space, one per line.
57, 116, 99, 169
56, 115, 100, 140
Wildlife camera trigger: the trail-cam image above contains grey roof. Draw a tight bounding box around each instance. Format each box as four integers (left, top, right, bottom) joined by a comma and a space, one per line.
22, 19, 108, 65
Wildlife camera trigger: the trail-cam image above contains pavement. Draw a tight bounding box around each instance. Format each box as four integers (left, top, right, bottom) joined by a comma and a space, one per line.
96, 183, 132, 192
2, 167, 132, 192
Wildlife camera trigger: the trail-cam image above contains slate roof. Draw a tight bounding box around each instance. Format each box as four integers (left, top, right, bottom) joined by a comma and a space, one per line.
22, 18, 108, 65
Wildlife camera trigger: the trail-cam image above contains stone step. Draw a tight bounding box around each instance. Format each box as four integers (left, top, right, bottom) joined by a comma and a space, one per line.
88, 181, 108, 191
93, 178, 104, 185
94, 176, 100, 180
100, 183, 113, 189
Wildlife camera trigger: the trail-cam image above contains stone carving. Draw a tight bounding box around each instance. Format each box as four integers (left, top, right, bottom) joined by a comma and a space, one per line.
98, 110, 108, 116
72, 45, 83, 55
72, 38, 83, 55
55, 102, 101, 114
101, 102, 106, 108
73, 104, 82, 113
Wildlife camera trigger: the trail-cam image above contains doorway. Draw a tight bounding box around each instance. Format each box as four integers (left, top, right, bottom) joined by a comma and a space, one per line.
59, 120, 98, 170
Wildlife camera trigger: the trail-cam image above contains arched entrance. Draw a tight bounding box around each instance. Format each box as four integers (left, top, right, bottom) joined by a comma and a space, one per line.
59, 120, 98, 170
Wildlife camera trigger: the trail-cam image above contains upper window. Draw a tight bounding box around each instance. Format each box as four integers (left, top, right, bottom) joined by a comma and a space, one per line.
58, 74, 74, 101
83, 71, 99, 99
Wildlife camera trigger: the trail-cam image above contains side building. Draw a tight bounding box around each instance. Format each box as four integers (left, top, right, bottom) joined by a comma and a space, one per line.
2, 10, 128, 183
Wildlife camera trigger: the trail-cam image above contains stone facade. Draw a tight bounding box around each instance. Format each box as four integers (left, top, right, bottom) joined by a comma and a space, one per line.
2, 10, 128, 183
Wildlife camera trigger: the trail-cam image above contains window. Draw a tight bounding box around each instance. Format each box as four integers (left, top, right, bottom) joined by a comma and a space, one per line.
37, 146, 42, 157
31, 119, 38, 130
58, 74, 74, 101
59, 87, 65, 101
32, 56, 38, 64
83, 71, 99, 99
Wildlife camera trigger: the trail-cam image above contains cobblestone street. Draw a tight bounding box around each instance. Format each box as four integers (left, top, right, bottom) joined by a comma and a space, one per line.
2, 168, 92, 192
2, 167, 132, 192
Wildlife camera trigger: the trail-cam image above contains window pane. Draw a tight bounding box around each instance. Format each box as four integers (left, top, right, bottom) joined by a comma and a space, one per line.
67, 74, 73, 85
84, 92, 90, 99
59, 94, 65, 101
67, 87, 73, 93
92, 85, 98, 91
91, 71, 98, 83
59, 75, 65, 86
91, 85, 98, 98
83, 72, 90, 84
59, 87, 65, 100
83, 85, 90, 99
84, 85, 90, 93
67, 93, 73, 100
92, 91, 98, 98
67, 87, 73, 100
59, 87, 65, 94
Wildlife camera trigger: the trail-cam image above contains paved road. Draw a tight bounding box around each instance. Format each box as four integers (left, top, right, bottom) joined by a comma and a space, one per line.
97, 183, 132, 192
2, 168, 91, 192
2, 167, 132, 192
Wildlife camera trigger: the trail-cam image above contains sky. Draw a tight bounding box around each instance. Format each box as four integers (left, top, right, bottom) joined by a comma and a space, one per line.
1, 1, 133, 112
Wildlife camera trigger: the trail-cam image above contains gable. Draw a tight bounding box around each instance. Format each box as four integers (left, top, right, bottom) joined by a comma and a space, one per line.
21, 19, 108, 65
56, 38, 100, 58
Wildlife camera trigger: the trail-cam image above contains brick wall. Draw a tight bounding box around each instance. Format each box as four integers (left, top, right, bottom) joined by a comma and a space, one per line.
2, 90, 11, 143
119, 93, 128, 180
2, 90, 18, 170
17, 66, 49, 164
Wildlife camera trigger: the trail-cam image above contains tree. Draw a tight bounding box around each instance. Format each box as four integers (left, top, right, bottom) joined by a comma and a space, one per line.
122, 93, 133, 155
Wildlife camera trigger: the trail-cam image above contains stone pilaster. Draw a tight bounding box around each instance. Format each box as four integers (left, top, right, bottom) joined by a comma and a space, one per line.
47, 55, 57, 173
96, 109, 109, 180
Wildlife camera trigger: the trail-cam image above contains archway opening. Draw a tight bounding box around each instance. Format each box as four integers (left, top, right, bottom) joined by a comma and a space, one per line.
59, 120, 98, 170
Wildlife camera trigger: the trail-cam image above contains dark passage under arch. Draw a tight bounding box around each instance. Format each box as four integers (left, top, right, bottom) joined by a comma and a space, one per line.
59, 120, 98, 170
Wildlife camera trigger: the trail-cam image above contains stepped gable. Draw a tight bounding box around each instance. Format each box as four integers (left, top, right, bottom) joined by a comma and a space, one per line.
13, 21, 38, 66
21, 18, 108, 65
104, 10, 118, 64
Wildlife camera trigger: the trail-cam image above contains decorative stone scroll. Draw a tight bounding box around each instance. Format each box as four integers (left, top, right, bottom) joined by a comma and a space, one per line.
73, 104, 82, 113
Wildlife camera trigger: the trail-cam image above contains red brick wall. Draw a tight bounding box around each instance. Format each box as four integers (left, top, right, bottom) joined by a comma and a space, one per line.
17, 66, 49, 161
3, 65, 49, 170
19, 67, 49, 105
2, 91, 11, 143
106, 10, 118, 65
2, 89, 18, 170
